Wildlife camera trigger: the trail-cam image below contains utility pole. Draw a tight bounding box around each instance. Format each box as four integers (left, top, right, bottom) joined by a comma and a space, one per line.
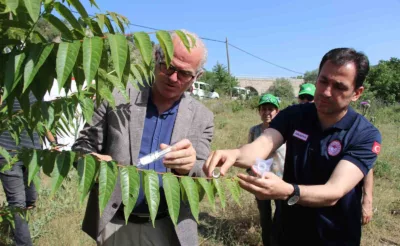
226, 37, 231, 75
226, 37, 232, 97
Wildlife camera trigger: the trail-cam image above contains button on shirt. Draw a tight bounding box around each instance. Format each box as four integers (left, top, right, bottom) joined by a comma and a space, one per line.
132, 95, 180, 214
269, 103, 381, 245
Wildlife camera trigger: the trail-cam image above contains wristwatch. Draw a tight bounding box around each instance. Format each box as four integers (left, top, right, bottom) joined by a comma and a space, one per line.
287, 184, 300, 206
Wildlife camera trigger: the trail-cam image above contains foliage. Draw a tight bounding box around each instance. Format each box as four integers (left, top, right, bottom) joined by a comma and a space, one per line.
303, 69, 318, 84
365, 58, 400, 104
267, 78, 295, 100
203, 62, 238, 95
0, 0, 243, 228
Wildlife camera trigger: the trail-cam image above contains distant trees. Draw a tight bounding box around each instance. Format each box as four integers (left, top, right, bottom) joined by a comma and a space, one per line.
365, 58, 400, 104
303, 69, 318, 84
201, 62, 238, 95
267, 78, 295, 99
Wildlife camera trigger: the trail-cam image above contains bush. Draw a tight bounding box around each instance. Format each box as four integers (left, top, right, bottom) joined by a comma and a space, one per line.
267, 78, 295, 100
231, 100, 244, 112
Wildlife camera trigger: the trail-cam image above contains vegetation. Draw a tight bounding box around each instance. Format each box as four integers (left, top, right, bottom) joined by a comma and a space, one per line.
303, 69, 318, 84
201, 62, 239, 96
0, 0, 242, 232
365, 58, 400, 104
1, 98, 399, 245
267, 78, 295, 100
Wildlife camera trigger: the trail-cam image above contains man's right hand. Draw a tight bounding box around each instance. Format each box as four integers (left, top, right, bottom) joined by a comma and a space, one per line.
203, 149, 241, 177
91, 153, 112, 162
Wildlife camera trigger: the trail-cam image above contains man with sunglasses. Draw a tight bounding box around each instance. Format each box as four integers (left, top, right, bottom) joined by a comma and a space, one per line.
298, 83, 316, 104
72, 30, 214, 246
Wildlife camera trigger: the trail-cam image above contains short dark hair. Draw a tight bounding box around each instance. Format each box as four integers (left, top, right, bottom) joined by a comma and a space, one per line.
318, 48, 370, 89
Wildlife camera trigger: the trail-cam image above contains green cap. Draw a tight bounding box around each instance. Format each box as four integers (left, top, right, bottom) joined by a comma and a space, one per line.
258, 94, 280, 109
298, 83, 316, 96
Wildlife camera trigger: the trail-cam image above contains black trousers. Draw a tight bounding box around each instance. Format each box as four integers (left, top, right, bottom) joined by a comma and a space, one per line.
0, 161, 37, 246
257, 199, 282, 246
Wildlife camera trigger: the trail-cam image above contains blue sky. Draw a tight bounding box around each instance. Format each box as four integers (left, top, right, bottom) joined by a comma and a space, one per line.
82, 0, 400, 77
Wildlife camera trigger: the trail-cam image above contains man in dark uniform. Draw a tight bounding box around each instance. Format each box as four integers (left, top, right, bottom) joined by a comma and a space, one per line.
204, 48, 381, 245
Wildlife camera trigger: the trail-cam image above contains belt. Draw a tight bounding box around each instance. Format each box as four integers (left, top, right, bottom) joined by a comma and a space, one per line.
119, 210, 170, 224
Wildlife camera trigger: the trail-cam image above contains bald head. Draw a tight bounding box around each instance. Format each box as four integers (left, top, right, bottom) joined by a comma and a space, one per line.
156, 30, 207, 73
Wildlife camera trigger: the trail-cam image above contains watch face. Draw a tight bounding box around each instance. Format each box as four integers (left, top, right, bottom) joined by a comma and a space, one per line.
287, 195, 300, 206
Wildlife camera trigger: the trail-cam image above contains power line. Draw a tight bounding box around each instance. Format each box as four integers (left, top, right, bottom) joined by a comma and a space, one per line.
228, 43, 304, 75
68, 9, 302, 74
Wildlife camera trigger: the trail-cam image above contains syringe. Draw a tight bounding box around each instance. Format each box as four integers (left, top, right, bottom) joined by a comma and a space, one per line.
136, 146, 173, 168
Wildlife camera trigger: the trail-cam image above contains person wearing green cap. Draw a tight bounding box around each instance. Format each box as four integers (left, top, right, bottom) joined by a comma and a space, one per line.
247, 93, 285, 246
298, 83, 316, 103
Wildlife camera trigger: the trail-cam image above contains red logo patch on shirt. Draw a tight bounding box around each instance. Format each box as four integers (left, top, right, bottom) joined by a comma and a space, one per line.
372, 141, 381, 154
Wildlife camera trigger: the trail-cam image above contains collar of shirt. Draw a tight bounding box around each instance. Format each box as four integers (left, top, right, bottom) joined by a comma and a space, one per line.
310, 104, 358, 131
148, 93, 181, 117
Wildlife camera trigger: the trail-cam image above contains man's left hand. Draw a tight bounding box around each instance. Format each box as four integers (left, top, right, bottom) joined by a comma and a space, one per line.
162, 139, 196, 175
362, 197, 373, 225
237, 172, 293, 200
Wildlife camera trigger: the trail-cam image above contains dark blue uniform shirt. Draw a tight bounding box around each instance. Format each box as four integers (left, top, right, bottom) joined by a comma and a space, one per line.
269, 103, 381, 245
132, 95, 180, 214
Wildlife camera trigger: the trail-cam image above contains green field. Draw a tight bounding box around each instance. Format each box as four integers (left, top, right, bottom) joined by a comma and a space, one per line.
1, 98, 399, 246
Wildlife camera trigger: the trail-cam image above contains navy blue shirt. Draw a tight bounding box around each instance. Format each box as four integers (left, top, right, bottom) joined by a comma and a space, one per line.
132, 95, 180, 214
270, 103, 381, 245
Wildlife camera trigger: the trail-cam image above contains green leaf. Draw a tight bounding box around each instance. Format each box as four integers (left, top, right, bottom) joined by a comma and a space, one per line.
53, 2, 84, 35
225, 178, 242, 207
120, 167, 140, 225
26, 150, 40, 186
66, 0, 88, 19
212, 178, 226, 210
135, 64, 151, 85
187, 34, 196, 49
98, 86, 115, 108
79, 97, 94, 124
103, 15, 114, 34
197, 180, 205, 201
6, 0, 19, 13
108, 11, 124, 33
56, 41, 81, 91
129, 64, 144, 88
143, 170, 160, 227
156, 30, 174, 67
96, 14, 105, 31
43, 14, 74, 40
0, 146, 11, 164
89, 0, 100, 9
23, 43, 54, 93
23, 0, 41, 22
33, 174, 41, 192
98, 68, 128, 101
3, 52, 26, 101
107, 34, 128, 81
174, 30, 191, 52
98, 161, 118, 216
50, 151, 75, 196
133, 32, 152, 68
162, 173, 180, 226
197, 178, 215, 211
83, 37, 103, 85
180, 176, 199, 223
31, 31, 47, 43
77, 155, 99, 204
42, 150, 57, 176
30, 60, 55, 101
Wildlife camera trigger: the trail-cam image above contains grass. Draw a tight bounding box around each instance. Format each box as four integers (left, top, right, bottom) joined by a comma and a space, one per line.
1, 98, 399, 245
